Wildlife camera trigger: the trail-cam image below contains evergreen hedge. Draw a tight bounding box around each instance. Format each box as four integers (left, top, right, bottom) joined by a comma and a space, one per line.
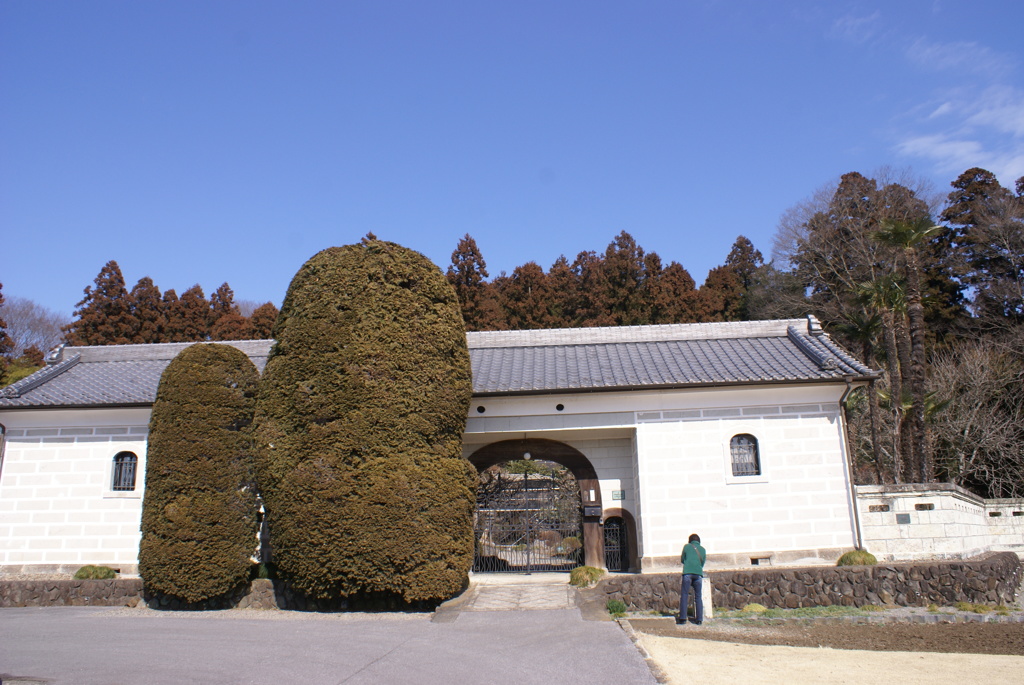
139, 343, 261, 602
254, 239, 475, 604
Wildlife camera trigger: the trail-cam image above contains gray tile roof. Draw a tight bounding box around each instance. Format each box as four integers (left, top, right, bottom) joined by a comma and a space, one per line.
0, 318, 875, 409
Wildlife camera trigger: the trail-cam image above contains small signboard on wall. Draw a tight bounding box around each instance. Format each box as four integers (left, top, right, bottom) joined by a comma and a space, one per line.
612, 490, 625, 500
583, 506, 602, 517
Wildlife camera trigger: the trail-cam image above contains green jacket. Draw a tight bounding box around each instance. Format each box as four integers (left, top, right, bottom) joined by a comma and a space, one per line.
681, 542, 706, 576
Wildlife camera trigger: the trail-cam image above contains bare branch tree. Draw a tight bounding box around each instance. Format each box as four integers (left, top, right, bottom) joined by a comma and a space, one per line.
1, 297, 70, 356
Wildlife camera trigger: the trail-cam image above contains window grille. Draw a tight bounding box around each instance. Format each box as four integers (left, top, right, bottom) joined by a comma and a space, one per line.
112, 452, 138, 491
730, 434, 760, 476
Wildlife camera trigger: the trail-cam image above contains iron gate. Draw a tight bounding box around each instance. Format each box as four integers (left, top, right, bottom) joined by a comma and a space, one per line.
474, 459, 582, 573
603, 517, 626, 572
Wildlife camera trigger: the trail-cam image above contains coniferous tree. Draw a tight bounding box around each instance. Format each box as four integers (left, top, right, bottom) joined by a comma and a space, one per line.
248, 302, 279, 339
546, 255, 577, 327
700, 266, 745, 321
172, 285, 211, 342
724, 235, 764, 290
139, 343, 260, 603
160, 289, 186, 342
600, 231, 653, 326
63, 261, 137, 346
650, 262, 702, 324
446, 235, 504, 331
571, 250, 614, 327
254, 238, 475, 605
210, 283, 251, 340
942, 168, 1024, 328
130, 277, 165, 344
499, 262, 555, 329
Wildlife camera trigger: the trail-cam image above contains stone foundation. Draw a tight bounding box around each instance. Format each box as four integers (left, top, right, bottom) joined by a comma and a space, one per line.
593, 552, 1023, 613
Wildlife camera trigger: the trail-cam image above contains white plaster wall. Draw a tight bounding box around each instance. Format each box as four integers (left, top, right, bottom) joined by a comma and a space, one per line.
464, 383, 858, 567
0, 408, 151, 572
857, 486, 1024, 561
634, 386, 857, 564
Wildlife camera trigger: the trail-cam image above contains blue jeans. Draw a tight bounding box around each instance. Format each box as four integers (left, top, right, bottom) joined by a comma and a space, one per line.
678, 574, 703, 624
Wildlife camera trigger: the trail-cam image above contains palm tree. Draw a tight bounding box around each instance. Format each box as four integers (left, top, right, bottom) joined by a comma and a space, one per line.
858, 275, 909, 483
834, 311, 883, 481
873, 218, 944, 483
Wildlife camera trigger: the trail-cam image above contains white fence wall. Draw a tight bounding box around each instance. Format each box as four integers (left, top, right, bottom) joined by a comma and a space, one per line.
857, 484, 1024, 561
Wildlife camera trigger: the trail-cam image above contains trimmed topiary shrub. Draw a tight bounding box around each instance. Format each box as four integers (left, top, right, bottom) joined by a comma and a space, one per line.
836, 549, 878, 566
74, 565, 118, 579
139, 343, 261, 603
254, 238, 475, 604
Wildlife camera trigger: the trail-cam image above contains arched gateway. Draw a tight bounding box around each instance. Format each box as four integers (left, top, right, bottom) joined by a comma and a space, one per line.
468, 438, 604, 571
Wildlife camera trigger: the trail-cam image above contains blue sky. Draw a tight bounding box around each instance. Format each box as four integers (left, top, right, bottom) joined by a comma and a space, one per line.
2, 1, 1022, 316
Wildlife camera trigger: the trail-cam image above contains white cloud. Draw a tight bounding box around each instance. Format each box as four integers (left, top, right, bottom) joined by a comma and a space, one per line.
896, 33, 1024, 186
964, 85, 1024, 137
905, 37, 1014, 78
897, 130, 1024, 185
830, 11, 881, 44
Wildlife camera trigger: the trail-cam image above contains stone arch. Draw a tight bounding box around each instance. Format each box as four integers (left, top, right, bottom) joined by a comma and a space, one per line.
601, 507, 639, 573
468, 438, 605, 569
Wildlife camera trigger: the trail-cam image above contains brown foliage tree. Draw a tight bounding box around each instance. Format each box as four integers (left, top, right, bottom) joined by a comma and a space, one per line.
446, 234, 505, 331
63, 261, 137, 346
130, 277, 166, 344
0, 283, 14, 384
248, 302, 279, 339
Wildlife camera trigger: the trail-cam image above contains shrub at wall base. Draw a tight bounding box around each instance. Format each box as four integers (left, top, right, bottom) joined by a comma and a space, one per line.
139, 343, 261, 603
255, 239, 475, 605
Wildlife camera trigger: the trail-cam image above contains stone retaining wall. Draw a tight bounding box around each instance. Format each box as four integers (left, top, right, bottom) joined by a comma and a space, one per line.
0, 578, 427, 611
593, 552, 1023, 613
0, 578, 145, 607
0, 579, 286, 610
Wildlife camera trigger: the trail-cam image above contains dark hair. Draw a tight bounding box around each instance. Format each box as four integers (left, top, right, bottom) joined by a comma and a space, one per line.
688, 533, 700, 544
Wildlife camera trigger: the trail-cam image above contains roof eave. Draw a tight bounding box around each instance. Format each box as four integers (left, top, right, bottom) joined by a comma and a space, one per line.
471, 374, 878, 398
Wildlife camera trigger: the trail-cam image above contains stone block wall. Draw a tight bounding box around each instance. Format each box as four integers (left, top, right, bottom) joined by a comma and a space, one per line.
592, 552, 1023, 613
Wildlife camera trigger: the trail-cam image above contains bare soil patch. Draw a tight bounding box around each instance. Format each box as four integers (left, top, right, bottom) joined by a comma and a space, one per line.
629, 617, 1024, 655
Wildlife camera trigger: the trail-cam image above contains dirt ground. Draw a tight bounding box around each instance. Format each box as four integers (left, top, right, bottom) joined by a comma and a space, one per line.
628, 617, 1024, 655
629, 618, 1024, 685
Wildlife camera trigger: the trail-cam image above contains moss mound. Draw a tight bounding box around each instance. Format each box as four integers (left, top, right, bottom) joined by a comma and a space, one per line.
837, 549, 878, 566
74, 565, 118, 580
138, 343, 261, 603
254, 239, 475, 603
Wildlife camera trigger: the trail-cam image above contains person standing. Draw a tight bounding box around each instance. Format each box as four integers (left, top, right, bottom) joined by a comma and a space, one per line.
677, 533, 706, 625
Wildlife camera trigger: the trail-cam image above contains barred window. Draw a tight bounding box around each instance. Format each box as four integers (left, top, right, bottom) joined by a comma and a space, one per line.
730, 434, 760, 477
112, 452, 138, 491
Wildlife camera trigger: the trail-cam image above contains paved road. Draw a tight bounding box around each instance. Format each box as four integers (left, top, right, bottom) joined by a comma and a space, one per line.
0, 585, 656, 685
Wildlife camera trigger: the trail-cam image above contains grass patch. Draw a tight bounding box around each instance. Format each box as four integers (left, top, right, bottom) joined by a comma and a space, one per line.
569, 565, 605, 588
718, 604, 892, 619
606, 599, 627, 618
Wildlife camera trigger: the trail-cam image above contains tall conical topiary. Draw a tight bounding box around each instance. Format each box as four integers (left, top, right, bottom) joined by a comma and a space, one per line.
139, 343, 261, 602
254, 238, 475, 604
